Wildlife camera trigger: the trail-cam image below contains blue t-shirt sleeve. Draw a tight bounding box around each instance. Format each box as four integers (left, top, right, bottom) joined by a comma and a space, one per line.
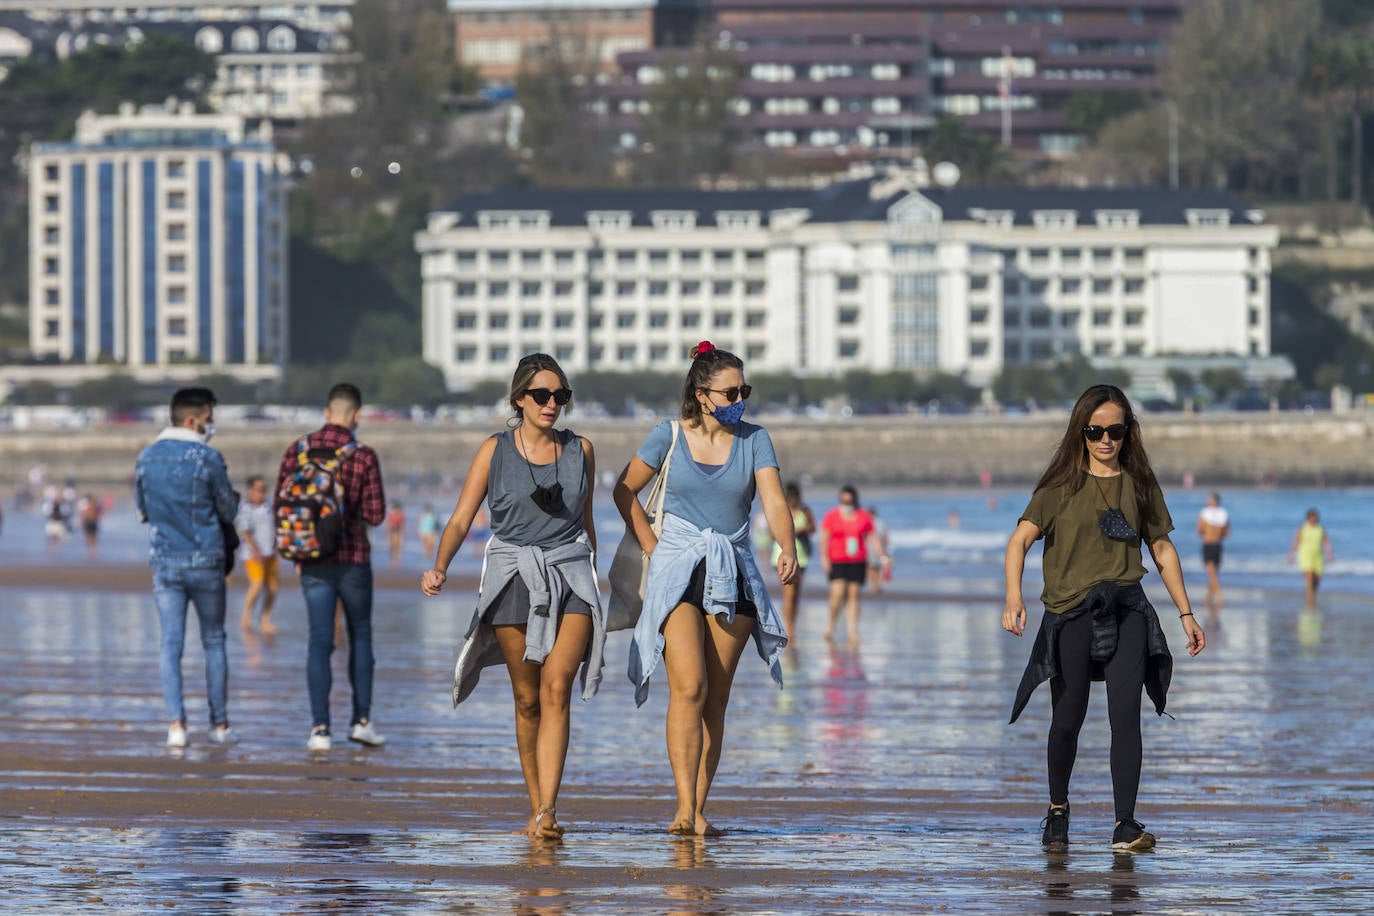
636, 420, 675, 469
750, 425, 779, 471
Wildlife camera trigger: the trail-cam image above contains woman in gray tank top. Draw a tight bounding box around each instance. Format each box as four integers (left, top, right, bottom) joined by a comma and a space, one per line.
422, 354, 606, 841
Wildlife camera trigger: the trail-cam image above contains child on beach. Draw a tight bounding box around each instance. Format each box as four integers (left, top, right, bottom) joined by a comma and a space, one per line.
422, 353, 604, 841
1003, 384, 1205, 852
1287, 509, 1333, 609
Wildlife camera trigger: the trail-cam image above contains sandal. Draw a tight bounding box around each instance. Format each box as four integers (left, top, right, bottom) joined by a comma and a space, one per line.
534, 807, 564, 839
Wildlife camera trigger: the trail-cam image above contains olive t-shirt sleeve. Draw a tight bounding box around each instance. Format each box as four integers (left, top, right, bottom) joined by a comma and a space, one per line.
1141, 482, 1174, 543
1019, 486, 1057, 539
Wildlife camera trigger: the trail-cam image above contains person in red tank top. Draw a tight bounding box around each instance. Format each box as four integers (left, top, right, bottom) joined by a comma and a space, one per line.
819, 485, 888, 644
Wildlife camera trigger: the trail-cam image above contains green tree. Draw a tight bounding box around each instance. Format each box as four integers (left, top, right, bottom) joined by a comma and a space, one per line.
1199, 367, 1246, 403
376, 357, 450, 407
1065, 91, 1147, 138
1304, 32, 1374, 206
513, 27, 616, 187
922, 117, 1012, 184
634, 38, 745, 186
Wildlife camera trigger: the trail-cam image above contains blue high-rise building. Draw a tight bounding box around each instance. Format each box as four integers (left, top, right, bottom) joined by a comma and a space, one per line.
29, 100, 288, 373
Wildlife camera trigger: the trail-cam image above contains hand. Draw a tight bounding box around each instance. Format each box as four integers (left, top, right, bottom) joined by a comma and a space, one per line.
776, 552, 798, 586
821, 559, 832, 576
1182, 614, 1206, 656
421, 569, 447, 596
1002, 598, 1027, 636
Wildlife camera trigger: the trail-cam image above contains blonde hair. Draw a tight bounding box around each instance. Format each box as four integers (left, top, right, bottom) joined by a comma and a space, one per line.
508, 352, 572, 417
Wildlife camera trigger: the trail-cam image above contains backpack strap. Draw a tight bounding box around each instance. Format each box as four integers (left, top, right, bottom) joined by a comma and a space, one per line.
294, 435, 312, 465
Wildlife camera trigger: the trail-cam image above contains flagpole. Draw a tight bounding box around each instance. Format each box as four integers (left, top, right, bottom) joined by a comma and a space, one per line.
1000, 45, 1012, 147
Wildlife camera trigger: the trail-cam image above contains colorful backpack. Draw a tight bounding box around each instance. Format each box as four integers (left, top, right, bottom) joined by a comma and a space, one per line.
275, 437, 357, 561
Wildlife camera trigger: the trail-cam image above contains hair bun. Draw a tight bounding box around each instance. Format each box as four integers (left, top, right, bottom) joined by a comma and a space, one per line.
691, 341, 716, 359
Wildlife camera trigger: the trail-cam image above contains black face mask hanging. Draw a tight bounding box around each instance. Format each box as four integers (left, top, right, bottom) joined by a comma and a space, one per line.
519, 425, 564, 516
1091, 473, 1138, 542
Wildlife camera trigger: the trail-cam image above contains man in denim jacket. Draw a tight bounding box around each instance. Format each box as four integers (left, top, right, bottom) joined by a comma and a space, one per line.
134, 387, 240, 749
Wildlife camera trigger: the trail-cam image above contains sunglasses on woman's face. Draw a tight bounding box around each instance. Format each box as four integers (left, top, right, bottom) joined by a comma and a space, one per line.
702, 384, 752, 403
525, 387, 572, 406
1083, 423, 1127, 442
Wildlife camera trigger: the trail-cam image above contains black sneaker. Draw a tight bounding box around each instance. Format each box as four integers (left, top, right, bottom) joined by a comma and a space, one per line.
1041, 804, 1070, 847
1112, 818, 1156, 851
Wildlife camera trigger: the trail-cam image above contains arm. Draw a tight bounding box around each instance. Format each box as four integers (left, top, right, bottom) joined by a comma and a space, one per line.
133, 463, 147, 524
799, 506, 816, 537
358, 450, 387, 528
1324, 532, 1334, 560
209, 454, 239, 525
866, 527, 889, 566
1002, 519, 1040, 637
421, 438, 495, 596
1195, 514, 1205, 537
1148, 534, 1205, 656
580, 437, 597, 555
613, 456, 659, 556
818, 518, 831, 574
755, 466, 797, 585
1287, 526, 1300, 562
236, 508, 263, 560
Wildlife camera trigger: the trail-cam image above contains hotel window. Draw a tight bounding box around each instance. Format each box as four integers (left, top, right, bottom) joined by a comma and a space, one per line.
681, 250, 701, 268
1247, 276, 1260, 294
521, 281, 542, 298
455, 312, 477, 329
489, 313, 508, 329
970, 339, 990, 357
1061, 248, 1082, 267
838, 340, 860, 358
589, 344, 604, 361
489, 280, 510, 297
1124, 341, 1144, 356
711, 312, 731, 329
745, 344, 764, 360
1092, 278, 1113, 296
167, 223, 187, 242
1093, 341, 1112, 356
1003, 278, 1020, 296
488, 251, 509, 269
1028, 248, 1050, 267
616, 280, 636, 297
1060, 310, 1080, 328
1249, 307, 1262, 326
838, 307, 860, 326
455, 281, 476, 297
1124, 278, 1145, 296
43, 226, 59, 245
616, 251, 637, 267
586, 250, 605, 269
167, 191, 186, 210
554, 312, 574, 329
1092, 247, 1113, 267
45, 319, 59, 338
490, 345, 510, 362
44, 165, 59, 182
616, 312, 636, 329
167, 159, 186, 178
1003, 308, 1021, 328
44, 256, 58, 276
713, 250, 734, 268
1124, 310, 1145, 327
970, 275, 989, 291
744, 280, 765, 297
455, 345, 476, 362
1030, 340, 1053, 360
521, 251, 542, 269
744, 250, 765, 268
553, 250, 575, 269
1029, 280, 1049, 295
168, 317, 187, 336
745, 311, 766, 328
521, 312, 541, 329
649, 312, 669, 329
44, 195, 59, 213
649, 250, 669, 268
970, 307, 989, 324
649, 281, 669, 297
588, 281, 604, 297
456, 250, 477, 267
588, 312, 604, 329
712, 280, 733, 296
837, 274, 859, 293
45, 287, 59, 305
681, 280, 701, 296
1092, 309, 1112, 326
1124, 248, 1145, 268
168, 286, 187, 305
681, 312, 701, 328
1029, 308, 1052, 328
650, 344, 669, 361
1061, 278, 1082, 295
617, 344, 637, 362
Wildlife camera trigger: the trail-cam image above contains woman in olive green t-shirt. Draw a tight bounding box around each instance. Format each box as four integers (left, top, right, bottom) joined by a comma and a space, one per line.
1003, 384, 1206, 853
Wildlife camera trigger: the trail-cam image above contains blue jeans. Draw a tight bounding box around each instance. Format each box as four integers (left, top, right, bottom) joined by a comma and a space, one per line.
152, 566, 228, 726
300, 564, 374, 731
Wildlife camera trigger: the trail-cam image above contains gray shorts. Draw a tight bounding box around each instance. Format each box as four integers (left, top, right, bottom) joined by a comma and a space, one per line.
484, 575, 593, 627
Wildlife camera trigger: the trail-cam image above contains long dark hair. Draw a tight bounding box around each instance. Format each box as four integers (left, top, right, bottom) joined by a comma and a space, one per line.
1033, 384, 1160, 529
680, 340, 744, 425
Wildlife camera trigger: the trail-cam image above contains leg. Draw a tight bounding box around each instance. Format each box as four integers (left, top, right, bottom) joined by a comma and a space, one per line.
187, 568, 229, 728
1203, 561, 1220, 611
1303, 571, 1317, 608
493, 624, 544, 834
661, 602, 708, 833
533, 612, 593, 836
1104, 611, 1148, 824
824, 578, 845, 641
153, 569, 190, 727
694, 610, 754, 835
336, 564, 376, 726
844, 581, 862, 644
1310, 572, 1321, 605
241, 573, 263, 630
260, 562, 280, 635
301, 570, 341, 731
1047, 612, 1094, 808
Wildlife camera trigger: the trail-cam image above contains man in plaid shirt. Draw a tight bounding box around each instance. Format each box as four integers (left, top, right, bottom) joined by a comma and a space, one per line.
275, 382, 387, 751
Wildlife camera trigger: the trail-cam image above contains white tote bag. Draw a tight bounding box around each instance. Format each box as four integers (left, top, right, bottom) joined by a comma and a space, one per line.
606, 421, 679, 631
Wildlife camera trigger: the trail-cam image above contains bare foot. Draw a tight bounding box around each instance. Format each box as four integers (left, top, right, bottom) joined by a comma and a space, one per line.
695, 816, 724, 837
534, 807, 564, 840
668, 818, 696, 836
240, 616, 253, 631
260, 620, 279, 636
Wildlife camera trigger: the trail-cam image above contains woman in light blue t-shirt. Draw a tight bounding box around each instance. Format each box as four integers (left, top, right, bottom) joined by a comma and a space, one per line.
614, 341, 797, 837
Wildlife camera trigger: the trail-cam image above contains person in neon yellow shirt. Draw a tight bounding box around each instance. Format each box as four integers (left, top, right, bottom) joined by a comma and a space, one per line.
1287, 508, 1334, 609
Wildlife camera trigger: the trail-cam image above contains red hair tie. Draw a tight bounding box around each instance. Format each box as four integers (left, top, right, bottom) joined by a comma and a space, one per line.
692, 341, 716, 358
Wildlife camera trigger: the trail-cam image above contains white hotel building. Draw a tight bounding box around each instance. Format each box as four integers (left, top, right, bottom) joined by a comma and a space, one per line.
29, 100, 288, 375
415, 177, 1279, 390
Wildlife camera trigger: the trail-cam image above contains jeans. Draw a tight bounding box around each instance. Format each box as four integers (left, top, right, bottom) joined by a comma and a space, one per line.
300, 564, 375, 731
153, 566, 229, 727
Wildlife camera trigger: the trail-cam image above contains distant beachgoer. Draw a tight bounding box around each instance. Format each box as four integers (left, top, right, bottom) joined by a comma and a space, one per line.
43, 491, 70, 545
1004, 384, 1205, 853
386, 502, 406, 567
77, 494, 102, 553
424, 353, 604, 841
771, 482, 816, 641
1196, 493, 1230, 613
236, 475, 279, 635
948, 507, 961, 530
417, 504, 439, 558
615, 341, 793, 836
819, 486, 887, 644
134, 387, 241, 749
866, 506, 892, 594
1287, 509, 1333, 609
276, 382, 388, 752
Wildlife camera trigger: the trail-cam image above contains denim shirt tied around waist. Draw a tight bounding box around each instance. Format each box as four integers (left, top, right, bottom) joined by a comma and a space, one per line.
134, 428, 239, 569
452, 532, 606, 707
629, 512, 788, 707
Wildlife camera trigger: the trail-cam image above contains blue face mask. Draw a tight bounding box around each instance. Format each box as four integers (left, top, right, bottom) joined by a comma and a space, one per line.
713, 399, 747, 427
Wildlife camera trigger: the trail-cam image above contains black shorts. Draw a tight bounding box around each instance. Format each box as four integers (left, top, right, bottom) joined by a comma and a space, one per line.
484, 575, 592, 627
677, 559, 758, 618
829, 561, 868, 584
1202, 543, 1223, 568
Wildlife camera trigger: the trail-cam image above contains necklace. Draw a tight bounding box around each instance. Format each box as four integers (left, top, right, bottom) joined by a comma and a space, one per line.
1089, 470, 1137, 541
517, 424, 563, 515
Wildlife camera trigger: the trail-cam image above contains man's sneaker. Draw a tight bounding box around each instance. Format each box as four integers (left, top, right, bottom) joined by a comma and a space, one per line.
307, 728, 332, 752
207, 725, 238, 747
348, 720, 386, 748
1041, 804, 1070, 847
166, 724, 188, 749
1112, 818, 1157, 851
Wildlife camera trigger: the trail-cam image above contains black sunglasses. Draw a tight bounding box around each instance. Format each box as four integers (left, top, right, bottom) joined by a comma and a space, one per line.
525, 387, 572, 406
702, 384, 752, 403
1083, 423, 1127, 442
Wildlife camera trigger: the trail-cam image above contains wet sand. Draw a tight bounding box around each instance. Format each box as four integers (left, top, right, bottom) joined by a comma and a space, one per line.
2, 585, 1372, 913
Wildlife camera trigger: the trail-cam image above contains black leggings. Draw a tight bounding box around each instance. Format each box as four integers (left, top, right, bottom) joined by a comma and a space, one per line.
1047, 608, 1147, 821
